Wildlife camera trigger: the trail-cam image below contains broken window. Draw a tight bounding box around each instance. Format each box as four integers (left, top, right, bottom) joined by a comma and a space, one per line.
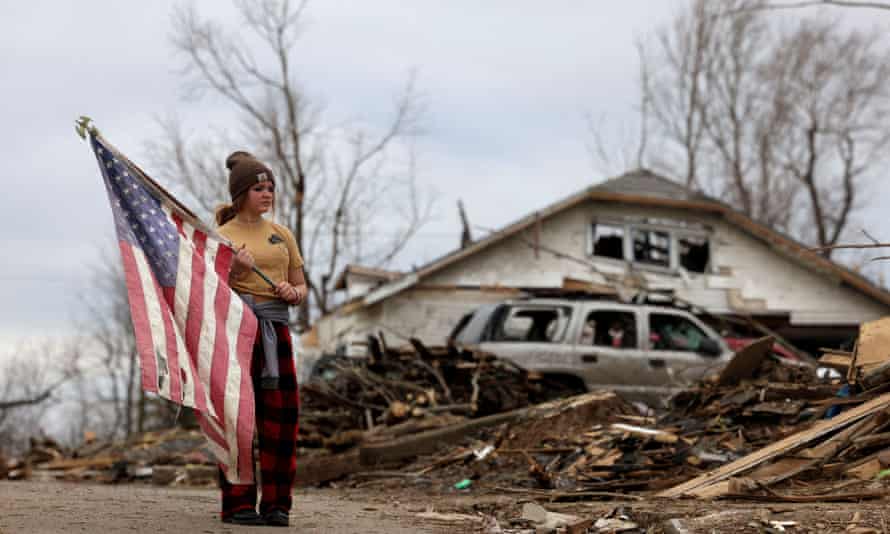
678, 234, 709, 273
493, 306, 572, 343
581, 310, 637, 349
649, 313, 709, 352
591, 223, 625, 260
632, 229, 670, 268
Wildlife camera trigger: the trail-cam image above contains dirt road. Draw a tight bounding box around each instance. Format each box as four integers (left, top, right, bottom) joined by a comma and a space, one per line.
0, 481, 455, 534
5, 480, 890, 533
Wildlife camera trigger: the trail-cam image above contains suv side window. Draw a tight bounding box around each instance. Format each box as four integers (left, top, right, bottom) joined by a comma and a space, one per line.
492, 306, 572, 343
649, 313, 708, 352
581, 310, 637, 349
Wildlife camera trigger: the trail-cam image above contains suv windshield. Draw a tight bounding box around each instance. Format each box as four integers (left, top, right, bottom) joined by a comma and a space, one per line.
492, 305, 572, 343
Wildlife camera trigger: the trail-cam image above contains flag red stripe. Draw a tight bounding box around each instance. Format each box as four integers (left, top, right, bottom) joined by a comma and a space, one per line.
235, 311, 258, 482
184, 231, 207, 360
119, 243, 158, 393
214, 242, 234, 278
152, 275, 182, 403
210, 270, 233, 432
171, 212, 185, 236
180, 228, 213, 416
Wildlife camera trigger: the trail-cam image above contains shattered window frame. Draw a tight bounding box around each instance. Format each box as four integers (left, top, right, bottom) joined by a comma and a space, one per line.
492, 305, 574, 343
677, 232, 710, 273
632, 227, 671, 269
588, 218, 712, 274
589, 222, 626, 261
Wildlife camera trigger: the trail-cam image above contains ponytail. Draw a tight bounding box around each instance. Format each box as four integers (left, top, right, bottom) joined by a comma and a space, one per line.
215, 193, 247, 226
215, 203, 238, 226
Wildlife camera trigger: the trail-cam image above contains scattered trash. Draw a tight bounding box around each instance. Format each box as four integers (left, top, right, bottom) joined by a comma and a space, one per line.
453, 478, 472, 490
520, 502, 578, 532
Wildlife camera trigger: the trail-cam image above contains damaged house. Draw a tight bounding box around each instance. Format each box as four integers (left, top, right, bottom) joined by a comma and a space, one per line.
314, 170, 890, 356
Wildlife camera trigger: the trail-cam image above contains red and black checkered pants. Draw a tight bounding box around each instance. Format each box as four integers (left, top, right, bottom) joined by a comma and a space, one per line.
219, 322, 300, 519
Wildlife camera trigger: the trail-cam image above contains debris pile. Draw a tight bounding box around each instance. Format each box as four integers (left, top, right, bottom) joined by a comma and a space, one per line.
299, 337, 546, 451
1, 428, 216, 486
360, 326, 890, 504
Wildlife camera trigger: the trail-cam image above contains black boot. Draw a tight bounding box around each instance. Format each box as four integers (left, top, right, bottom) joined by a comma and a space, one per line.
222, 509, 265, 526
262, 509, 290, 527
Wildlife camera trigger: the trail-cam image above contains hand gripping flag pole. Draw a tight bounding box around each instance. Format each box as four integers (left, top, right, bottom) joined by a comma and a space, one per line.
76, 116, 272, 484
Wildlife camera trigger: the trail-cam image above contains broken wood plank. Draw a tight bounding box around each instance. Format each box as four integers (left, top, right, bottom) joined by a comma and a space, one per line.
359, 391, 626, 465
854, 318, 890, 373
724, 489, 890, 503
819, 353, 852, 373
657, 390, 890, 498
716, 336, 774, 387
611, 424, 679, 444
41, 456, 118, 471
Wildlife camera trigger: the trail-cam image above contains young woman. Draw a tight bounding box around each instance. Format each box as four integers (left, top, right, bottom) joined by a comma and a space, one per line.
215, 151, 306, 527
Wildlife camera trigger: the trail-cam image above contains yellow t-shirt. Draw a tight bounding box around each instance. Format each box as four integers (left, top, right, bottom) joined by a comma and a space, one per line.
218, 217, 304, 300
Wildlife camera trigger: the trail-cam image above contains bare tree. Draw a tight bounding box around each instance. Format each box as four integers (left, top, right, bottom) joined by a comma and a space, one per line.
627, 0, 890, 255
0, 340, 81, 454
768, 21, 890, 250
646, 0, 722, 189
147, 0, 434, 326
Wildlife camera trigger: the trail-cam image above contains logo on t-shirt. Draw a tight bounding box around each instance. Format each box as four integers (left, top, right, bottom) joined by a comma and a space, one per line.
268, 233, 284, 244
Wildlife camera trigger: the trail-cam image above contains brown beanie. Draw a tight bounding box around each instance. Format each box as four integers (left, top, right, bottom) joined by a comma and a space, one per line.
225, 151, 275, 200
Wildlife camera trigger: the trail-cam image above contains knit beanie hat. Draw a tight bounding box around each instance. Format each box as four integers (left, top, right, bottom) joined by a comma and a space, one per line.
225, 151, 275, 200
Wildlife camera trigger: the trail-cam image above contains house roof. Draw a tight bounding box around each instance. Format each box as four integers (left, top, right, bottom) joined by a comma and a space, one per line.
333, 264, 403, 291
360, 169, 890, 310
593, 170, 711, 202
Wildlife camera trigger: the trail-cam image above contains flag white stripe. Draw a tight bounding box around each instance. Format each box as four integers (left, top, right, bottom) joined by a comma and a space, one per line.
222, 300, 246, 476
131, 248, 171, 399
181, 221, 219, 419
167, 206, 198, 409
193, 223, 222, 418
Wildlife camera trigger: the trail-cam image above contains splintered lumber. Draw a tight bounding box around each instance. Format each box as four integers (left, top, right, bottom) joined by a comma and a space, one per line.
819, 353, 853, 373
855, 318, 890, 376
716, 336, 774, 386
611, 424, 679, 444
657, 390, 890, 498
41, 456, 118, 471
359, 391, 628, 465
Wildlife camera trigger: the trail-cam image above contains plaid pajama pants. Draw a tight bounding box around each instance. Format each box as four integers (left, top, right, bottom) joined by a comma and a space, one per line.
219, 322, 300, 519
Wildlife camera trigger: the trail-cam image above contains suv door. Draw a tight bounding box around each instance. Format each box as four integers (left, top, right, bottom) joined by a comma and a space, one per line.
571, 305, 662, 396
476, 303, 577, 379
646, 310, 726, 388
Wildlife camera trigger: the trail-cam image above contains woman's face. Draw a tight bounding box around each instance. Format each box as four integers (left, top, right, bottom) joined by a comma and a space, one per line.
243, 181, 275, 215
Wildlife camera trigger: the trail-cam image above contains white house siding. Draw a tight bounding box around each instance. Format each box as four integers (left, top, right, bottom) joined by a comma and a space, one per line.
380, 289, 513, 344
315, 288, 510, 354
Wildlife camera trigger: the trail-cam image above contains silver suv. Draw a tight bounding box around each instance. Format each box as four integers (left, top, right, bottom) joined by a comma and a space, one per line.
450, 298, 733, 402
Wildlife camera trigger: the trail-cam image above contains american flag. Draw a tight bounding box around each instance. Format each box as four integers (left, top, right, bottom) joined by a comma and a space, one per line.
90, 134, 258, 484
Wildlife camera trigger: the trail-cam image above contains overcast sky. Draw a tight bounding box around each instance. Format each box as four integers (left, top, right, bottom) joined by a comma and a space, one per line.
3, 1, 889, 355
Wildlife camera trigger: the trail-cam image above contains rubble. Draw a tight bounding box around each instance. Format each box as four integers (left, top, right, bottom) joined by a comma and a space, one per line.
9, 319, 890, 509
298, 336, 546, 451
0, 428, 215, 486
